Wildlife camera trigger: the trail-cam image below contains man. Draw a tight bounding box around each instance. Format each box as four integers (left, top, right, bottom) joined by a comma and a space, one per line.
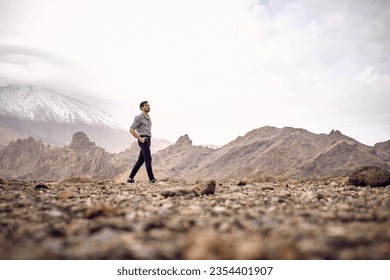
127, 101, 156, 183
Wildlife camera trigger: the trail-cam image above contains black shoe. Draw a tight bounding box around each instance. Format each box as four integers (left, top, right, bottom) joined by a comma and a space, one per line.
149, 178, 157, 183
127, 178, 135, 183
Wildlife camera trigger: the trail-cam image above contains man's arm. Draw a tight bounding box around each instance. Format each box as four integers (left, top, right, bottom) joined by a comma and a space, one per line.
130, 127, 145, 143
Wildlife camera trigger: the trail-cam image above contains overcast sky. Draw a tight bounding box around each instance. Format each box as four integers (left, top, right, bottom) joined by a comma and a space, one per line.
0, 0, 389, 146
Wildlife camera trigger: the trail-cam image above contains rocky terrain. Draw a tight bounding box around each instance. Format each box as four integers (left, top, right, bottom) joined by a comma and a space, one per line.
0, 132, 135, 180
1, 125, 389, 259
1, 176, 389, 260
1, 127, 390, 182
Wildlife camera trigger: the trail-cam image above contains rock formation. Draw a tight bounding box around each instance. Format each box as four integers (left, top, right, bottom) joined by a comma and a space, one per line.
0, 132, 135, 180
68, 131, 96, 150
0, 127, 389, 182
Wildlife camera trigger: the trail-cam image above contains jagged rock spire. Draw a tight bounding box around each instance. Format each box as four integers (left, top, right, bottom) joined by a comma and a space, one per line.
176, 134, 192, 145
69, 131, 95, 150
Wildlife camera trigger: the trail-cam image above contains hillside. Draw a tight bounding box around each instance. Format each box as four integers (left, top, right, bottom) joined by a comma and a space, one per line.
154, 126, 390, 181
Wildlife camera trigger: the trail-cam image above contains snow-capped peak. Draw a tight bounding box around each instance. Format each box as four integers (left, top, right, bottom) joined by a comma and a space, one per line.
0, 84, 123, 129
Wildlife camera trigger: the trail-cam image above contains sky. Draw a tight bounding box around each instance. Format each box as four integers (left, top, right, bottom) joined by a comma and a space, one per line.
0, 0, 389, 146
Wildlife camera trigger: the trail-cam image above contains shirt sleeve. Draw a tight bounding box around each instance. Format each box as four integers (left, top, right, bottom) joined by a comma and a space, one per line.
130, 115, 141, 130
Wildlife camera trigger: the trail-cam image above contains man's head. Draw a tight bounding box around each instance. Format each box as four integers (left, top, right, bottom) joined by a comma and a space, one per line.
139, 101, 150, 112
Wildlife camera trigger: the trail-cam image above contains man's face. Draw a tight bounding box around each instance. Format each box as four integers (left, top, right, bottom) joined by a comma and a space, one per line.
142, 103, 150, 112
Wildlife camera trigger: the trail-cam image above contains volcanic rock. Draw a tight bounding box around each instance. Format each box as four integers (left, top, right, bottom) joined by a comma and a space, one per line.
199, 180, 216, 195
348, 166, 390, 187
35, 183, 49, 190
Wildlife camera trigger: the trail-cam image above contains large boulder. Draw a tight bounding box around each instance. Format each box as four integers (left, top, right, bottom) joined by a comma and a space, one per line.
348, 166, 390, 187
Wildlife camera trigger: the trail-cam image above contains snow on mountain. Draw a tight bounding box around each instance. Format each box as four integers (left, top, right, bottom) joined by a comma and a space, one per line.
0, 84, 123, 129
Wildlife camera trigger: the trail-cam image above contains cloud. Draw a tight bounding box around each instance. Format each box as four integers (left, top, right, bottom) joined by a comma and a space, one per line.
228, 0, 390, 143
0, 45, 75, 65
0, 0, 389, 145
0, 44, 92, 90
250, 0, 390, 72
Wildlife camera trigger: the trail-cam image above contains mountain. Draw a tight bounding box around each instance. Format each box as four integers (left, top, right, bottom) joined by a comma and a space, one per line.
0, 127, 389, 182
374, 140, 390, 162
154, 126, 390, 181
0, 84, 170, 153
0, 84, 129, 152
0, 84, 123, 126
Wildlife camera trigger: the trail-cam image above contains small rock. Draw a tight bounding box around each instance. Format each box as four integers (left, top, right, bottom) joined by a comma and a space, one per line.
161, 188, 193, 197
56, 191, 77, 199
237, 181, 247, 186
0, 178, 7, 185
326, 226, 347, 238
200, 180, 216, 195
35, 183, 49, 191
85, 203, 117, 219
90, 227, 118, 242
161, 181, 216, 197
47, 209, 63, 217
212, 206, 226, 214
162, 203, 174, 209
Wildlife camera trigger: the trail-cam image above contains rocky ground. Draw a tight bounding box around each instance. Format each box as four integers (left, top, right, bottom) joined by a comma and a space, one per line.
0, 177, 389, 259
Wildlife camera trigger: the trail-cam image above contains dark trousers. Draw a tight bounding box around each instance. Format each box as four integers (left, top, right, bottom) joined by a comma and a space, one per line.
129, 136, 155, 180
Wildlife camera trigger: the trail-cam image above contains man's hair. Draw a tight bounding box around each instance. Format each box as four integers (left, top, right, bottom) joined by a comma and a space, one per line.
139, 101, 148, 109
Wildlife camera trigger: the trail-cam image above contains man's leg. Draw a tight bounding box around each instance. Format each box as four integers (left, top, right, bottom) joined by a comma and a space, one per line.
142, 138, 155, 181
129, 148, 145, 180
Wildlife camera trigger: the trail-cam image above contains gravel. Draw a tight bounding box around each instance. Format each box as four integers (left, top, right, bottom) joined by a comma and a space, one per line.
0, 178, 389, 259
